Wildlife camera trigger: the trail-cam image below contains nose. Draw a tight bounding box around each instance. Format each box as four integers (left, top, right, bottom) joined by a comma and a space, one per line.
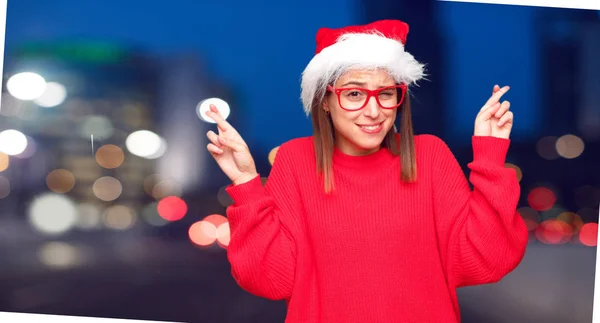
363, 95, 381, 118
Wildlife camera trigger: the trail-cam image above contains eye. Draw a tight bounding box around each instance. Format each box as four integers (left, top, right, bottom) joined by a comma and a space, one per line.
379, 91, 395, 98
343, 90, 365, 101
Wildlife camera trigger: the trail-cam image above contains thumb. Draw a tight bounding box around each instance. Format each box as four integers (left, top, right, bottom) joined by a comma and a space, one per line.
477, 102, 501, 122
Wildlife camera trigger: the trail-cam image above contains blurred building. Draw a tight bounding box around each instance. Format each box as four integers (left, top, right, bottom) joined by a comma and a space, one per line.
0, 40, 162, 234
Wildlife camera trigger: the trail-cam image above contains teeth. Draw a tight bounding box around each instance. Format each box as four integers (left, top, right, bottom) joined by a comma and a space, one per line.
360, 124, 380, 131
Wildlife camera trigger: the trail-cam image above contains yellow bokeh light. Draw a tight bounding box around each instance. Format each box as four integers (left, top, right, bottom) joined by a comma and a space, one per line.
557, 211, 584, 234
268, 146, 280, 166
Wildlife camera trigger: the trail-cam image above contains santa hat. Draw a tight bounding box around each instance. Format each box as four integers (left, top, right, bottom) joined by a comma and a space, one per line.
300, 19, 425, 115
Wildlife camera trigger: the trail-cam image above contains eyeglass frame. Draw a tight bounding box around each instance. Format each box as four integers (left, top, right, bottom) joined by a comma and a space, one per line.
326, 84, 408, 111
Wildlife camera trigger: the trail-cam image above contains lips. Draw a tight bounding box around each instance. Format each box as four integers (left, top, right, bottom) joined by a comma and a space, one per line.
357, 122, 383, 134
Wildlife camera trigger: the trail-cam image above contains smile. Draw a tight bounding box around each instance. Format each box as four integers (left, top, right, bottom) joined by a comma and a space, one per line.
357, 122, 383, 134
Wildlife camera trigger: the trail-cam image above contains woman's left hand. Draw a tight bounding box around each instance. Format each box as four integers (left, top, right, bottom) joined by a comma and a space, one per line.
474, 85, 513, 139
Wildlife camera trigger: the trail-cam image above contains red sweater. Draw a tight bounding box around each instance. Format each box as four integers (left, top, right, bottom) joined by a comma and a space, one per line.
225, 134, 528, 323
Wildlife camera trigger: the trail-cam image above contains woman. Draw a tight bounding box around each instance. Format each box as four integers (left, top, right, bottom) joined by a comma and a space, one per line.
205, 20, 528, 323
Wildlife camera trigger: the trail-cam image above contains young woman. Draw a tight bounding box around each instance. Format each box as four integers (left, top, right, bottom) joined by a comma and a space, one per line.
205, 19, 528, 323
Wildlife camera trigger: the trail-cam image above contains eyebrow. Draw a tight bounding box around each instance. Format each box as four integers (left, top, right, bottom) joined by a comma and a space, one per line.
338, 81, 395, 88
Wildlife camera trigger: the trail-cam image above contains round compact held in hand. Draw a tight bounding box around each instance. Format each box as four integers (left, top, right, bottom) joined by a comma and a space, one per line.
197, 98, 231, 124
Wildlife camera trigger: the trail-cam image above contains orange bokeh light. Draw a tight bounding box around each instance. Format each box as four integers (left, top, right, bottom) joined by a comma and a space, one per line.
579, 223, 598, 247
189, 221, 217, 246
535, 219, 572, 245
203, 214, 228, 227
216, 222, 231, 248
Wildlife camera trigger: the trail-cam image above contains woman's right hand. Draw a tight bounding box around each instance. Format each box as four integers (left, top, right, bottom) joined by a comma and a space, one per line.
205, 104, 258, 186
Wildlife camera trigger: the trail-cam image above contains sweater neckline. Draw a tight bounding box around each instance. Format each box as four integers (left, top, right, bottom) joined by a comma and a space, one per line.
332, 145, 397, 170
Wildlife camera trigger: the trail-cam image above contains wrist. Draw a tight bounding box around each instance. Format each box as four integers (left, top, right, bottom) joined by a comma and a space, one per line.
233, 172, 259, 186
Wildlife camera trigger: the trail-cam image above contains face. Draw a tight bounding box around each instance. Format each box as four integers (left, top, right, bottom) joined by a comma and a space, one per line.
324, 68, 399, 156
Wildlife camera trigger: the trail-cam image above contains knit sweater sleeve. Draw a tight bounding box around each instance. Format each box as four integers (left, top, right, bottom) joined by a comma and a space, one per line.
431, 135, 528, 288
224, 142, 301, 300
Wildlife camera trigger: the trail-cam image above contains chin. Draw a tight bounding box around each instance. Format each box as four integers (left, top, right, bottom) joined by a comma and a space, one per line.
352, 134, 387, 153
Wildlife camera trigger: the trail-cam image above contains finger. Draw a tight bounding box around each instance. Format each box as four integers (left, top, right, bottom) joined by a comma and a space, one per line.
497, 111, 513, 127
207, 143, 224, 155
206, 105, 235, 133
482, 85, 510, 110
494, 100, 511, 118
493, 84, 501, 94
218, 136, 247, 153
478, 102, 501, 121
206, 130, 222, 147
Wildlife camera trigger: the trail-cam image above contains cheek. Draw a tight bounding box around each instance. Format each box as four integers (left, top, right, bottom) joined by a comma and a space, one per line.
330, 112, 361, 133
384, 109, 398, 122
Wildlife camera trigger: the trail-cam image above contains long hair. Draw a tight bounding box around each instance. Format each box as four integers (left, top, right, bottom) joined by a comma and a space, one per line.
311, 88, 417, 194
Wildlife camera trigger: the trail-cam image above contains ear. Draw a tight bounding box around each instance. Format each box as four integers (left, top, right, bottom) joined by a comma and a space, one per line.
323, 99, 329, 111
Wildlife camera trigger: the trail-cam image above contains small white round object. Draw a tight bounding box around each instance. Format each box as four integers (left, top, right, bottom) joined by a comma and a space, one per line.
196, 97, 231, 124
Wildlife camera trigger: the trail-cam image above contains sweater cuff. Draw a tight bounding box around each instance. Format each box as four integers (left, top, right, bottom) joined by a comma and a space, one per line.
225, 175, 266, 206
472, 136, 510, 167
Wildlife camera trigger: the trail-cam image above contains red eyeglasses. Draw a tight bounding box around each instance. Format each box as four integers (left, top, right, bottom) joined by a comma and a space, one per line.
326, 84, 407, 111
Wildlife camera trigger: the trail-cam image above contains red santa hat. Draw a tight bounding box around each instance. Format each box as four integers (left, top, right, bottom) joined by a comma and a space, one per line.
300, 19, 425, 115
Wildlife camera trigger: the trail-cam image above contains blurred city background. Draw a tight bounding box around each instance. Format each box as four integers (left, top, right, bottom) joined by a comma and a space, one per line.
0, 1, 599, 322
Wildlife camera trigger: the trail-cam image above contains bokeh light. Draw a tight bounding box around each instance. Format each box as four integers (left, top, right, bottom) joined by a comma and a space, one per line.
579, 223, 598, 247
203, 214, 228, 227
189, 221, 218, 247
527, 187, 556, 211
505, 163, 522, 182
6, 72, 47, 100
92, 176, 123, 201
157, 196, 188, 221
196, 97, 231, 123
0, 129, 28, 156
75, 203, 103, 230
217, 185, 234, 207
103, 205, 137, 230
33, 82, 68, 107
268, 146, 280, 166
517, 207, 540, 231
0, 153, 9, 172
141, 202, 169, 227
80, 115, 115, 139
37, 242, 82, 269
217, 222, 231, 248
126, 130, 166, 159
536, 136, 559, 160
27, 193, 78, 236
151, 179, 182, 200
556, 211, 584, 235
555, 134, 584, 159
46, 169, 76, 194
535, 219, 573, 245
13, 136, 37, 159
95, 144, 125, 169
